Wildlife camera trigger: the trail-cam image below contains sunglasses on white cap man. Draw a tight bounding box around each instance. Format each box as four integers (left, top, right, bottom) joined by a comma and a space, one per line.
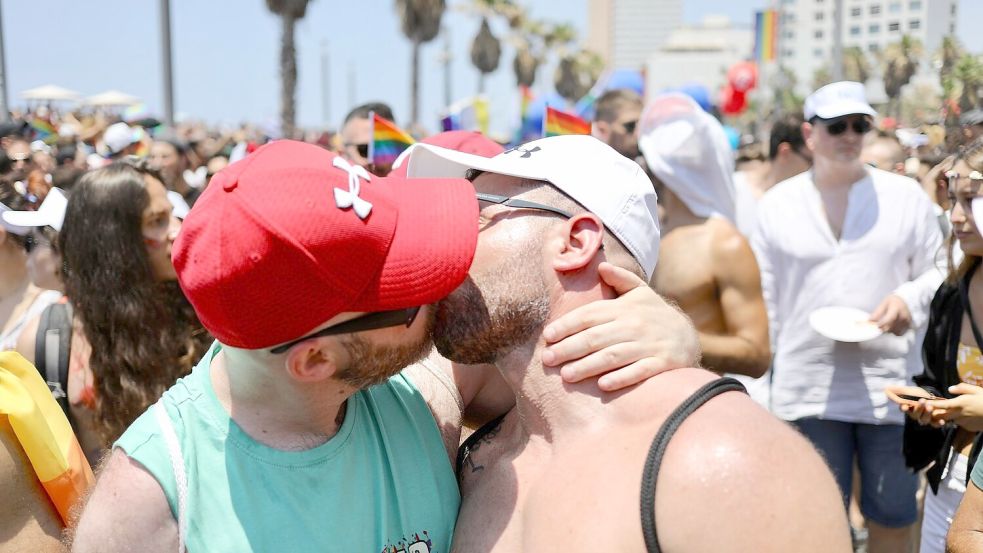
804, 81, 877, 122
1, 187, 68, 232
405, 134, 661, 281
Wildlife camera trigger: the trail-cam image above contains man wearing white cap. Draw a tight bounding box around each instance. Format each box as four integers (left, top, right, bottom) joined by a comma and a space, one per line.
102, 122, 143, 160
637, 92, 771, 388
406, 134, 849, 552
751, 81, 944, 552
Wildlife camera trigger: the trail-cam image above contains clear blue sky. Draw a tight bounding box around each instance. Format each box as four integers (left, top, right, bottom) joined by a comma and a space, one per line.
3, 0, 980, 135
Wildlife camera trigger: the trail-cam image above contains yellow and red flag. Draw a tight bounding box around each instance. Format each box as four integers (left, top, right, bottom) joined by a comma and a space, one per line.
0, 351, 94, 525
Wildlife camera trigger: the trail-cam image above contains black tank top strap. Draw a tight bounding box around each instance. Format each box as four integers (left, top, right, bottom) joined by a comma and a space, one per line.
456, 411, 508, 479
640, 377, 747, 553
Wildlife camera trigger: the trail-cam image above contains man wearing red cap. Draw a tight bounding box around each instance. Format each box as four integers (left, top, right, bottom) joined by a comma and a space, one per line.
71, 140, 699, 553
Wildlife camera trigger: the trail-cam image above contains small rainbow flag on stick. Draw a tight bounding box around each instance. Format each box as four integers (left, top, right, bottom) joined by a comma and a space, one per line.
369, 112, 415, 167
754, 10, 778, 63
543, 106, 591, 137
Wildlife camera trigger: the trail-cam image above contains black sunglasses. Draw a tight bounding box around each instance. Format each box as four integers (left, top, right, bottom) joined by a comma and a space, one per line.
622, 120, 638, 134
822, 117, 872, 136
270, 306, 421, 354
354, 144, 370, 158
476, 193, 574, 219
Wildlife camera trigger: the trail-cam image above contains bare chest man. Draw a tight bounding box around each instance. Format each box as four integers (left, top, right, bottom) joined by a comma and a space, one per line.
452, 371, 719, 553
652, 222, 725, 333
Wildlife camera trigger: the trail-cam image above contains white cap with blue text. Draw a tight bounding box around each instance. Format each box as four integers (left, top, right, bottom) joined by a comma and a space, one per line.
405, 134, 661, 281
804, 81, 877, 121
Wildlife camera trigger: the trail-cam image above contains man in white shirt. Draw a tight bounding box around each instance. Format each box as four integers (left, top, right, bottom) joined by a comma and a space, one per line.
751, 81, 944, 553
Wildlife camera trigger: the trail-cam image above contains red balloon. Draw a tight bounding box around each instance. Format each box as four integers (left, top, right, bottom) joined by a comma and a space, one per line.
727, 62, 758, 93
719, 84, 747, 115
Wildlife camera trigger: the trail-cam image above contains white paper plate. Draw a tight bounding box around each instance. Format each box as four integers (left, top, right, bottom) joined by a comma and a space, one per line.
972, 197, 983, 231
809, 306, 883, 343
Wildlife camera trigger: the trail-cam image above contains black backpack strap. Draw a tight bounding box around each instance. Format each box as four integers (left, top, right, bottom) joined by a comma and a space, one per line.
33, 302, 73, 420
640, 377, 747, 553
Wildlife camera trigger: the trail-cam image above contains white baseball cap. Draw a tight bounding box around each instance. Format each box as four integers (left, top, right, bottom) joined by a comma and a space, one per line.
2, 187, 68, 232
406, 134, 661, 280
103, 122, 142, 155
804, 81, 877, 121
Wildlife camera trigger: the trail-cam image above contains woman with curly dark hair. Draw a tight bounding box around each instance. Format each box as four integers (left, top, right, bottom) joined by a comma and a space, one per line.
16, 160, 210, 460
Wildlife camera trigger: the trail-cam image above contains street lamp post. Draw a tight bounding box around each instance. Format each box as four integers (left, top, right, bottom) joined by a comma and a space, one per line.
160, 0, 175, 127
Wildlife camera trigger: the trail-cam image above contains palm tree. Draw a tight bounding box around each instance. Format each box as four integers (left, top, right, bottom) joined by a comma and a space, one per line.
954, 53, 983, 112
842, 47, 871, 84
471, 17, 501, 93
938, 35, 964, 96
882, 35, 923, 117
395, 0, 446, 126
812, 66, 833, 91
554, 49, 603, 106
266, 0, 312, 138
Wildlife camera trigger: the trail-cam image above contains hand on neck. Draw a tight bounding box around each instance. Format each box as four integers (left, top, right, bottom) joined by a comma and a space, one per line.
496, 268, 615, 443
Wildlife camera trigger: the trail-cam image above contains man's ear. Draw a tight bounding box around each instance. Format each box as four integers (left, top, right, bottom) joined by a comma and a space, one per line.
802, 122, 814, 150
551, 213, 605, 274
284, 339, 341, 383
592, 120, 611, 140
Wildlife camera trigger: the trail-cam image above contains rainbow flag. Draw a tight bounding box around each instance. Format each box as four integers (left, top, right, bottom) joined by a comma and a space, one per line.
0, 351, 94, 525
369, 112, 415, 167
441, 96, 489, 134
754, 10, 778, 63
543, 106, 591, 137
520, 86, 534, 120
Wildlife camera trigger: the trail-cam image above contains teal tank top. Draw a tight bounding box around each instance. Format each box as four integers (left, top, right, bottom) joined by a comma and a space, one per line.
115, 343, 460, 552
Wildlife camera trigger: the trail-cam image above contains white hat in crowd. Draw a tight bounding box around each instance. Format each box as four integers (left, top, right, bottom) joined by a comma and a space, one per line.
804, 81, 877, 121
103, 122, 143, 155
637, 92, 737, 223
2, 187, 68, 232
406, 134, 661, 281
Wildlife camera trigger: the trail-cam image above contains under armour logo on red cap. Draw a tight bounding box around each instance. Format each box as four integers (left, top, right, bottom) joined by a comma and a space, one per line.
332, 156, 373, 219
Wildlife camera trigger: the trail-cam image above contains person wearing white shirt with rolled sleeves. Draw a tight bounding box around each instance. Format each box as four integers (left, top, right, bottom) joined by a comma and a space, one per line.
751, 81, 945, 553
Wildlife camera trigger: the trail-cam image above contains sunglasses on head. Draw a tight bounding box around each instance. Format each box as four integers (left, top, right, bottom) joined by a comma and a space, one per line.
821, 117, 872, 136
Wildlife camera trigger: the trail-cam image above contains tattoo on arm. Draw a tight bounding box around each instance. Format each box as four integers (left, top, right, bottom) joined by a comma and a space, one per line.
462, 420, 503, 475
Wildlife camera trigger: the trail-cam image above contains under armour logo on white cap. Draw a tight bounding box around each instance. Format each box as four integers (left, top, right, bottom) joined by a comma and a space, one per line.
504, 145, 541, 158
332, 156, 373, 219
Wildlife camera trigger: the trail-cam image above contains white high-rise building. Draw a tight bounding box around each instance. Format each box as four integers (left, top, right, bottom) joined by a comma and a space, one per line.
645, 16, 755, 96
586, 0, 684, 70
778, 0, 958, 96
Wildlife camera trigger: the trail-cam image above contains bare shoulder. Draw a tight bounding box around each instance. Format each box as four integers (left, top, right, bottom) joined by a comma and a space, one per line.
0, 415, 65, 552
14, 313, 41, 365
706, 217, 754, 260
71, 448, 177, 553
654, 385, 852, 552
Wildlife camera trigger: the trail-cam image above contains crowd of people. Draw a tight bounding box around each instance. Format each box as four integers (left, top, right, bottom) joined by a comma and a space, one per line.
2, 77, 983, 552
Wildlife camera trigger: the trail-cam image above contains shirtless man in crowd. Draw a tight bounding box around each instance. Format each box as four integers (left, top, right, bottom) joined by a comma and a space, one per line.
406, 134, 849, 552
637, 93, 770, 380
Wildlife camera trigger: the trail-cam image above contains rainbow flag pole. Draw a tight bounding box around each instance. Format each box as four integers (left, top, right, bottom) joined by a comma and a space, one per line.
753, 10, 778, 63
369, 112, 415, 167
543, 106, 592, 137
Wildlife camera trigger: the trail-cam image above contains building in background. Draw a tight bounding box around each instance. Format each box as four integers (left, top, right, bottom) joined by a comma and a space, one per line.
779, 0, 959, 96
645, 16, 754, 97
586, 0, 683, 70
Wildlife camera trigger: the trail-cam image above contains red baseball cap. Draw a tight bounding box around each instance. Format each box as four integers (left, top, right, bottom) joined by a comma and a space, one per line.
388, 131, 504, 177
173, 140, 478, 349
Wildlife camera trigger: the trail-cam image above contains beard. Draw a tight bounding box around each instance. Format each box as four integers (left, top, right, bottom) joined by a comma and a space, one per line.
334, 307, 436, 389
433, 259, 551, 365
